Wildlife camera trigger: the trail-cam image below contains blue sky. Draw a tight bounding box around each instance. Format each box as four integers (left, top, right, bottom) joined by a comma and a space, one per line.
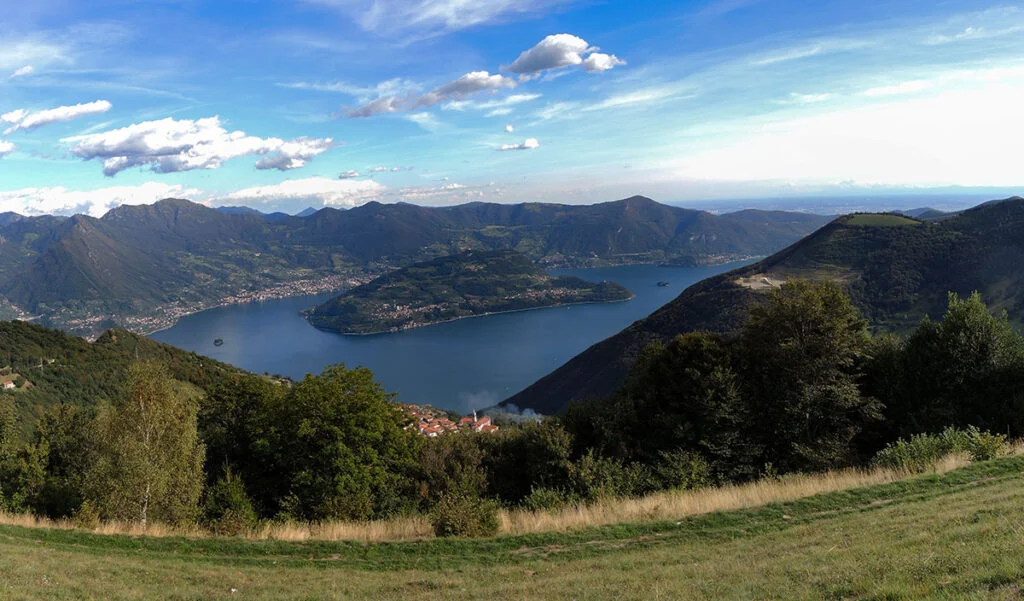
1, 0, 1023, 216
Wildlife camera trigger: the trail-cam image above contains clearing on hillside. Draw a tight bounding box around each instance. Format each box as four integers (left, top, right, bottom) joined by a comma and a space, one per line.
845, 213, 922, 226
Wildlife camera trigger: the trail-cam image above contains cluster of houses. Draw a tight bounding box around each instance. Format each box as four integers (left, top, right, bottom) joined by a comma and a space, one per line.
399, 404, 499, 437
0, 373, 30, 391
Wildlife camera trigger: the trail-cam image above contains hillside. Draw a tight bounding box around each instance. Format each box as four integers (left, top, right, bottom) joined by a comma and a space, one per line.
0, 320, 245, 434
0, 455, 1020, 600
0, 196, 829, 336
504, 199, 1024, 414
305, 250, 633, 334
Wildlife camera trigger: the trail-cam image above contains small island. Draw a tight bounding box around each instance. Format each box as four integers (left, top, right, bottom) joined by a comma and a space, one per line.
304, 249, 633, 334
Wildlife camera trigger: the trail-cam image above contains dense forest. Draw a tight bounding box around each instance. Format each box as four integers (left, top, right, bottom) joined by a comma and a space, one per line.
1, 281, 1021, 536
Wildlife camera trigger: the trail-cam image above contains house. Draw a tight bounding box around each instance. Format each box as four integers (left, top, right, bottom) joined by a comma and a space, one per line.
2, 381, 14, 390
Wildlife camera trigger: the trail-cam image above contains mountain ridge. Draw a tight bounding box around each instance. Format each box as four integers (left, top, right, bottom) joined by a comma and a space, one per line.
502, 197, 1024, 414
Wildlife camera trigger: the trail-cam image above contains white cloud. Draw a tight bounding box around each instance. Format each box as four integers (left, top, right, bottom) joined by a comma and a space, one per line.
497, 137, 539, 151
503, 34, 593, 74
8, 65, 34, 79
581, 52, 625, 73
300, 0, 577, 38
0, 182, 202, 218
280, 78, 419, 101
749, 45, 823, 66
924, 26, 1022, 45
64, 117, 335, 176
0, 38, 68, 72
345, 96, 406, 118
505, 124, 514, 133
862, 80, 932, 97
255, 137, 336, 171
416, 71, 516, 107
338, 170, 361, 179
2, 100, 112, 135
442, 93, 541, 112
582, 88, 680, 112
221, 177, 385, 208
780, 92, 836, 105
0, 140, 14, 157
347, 71, 515, 117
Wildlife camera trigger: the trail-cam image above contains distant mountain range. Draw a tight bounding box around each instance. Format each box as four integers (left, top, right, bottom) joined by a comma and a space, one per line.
0, 195, 830, 336
305, 249, 633, 334
503, 198, 1024, 414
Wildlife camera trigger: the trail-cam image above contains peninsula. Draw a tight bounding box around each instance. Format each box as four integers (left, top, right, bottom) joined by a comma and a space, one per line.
304, 249, 633, 334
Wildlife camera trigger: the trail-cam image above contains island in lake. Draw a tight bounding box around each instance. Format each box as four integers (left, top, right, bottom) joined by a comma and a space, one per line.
304, 249, 634, 334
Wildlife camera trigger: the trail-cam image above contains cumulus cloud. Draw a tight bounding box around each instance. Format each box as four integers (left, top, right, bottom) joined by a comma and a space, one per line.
505, 124, 515, 133
581, 52, 625, 73
2, 100, 112, 134
346, 71, 515, 117
0, 182, 203, 218
63, 116, 335, 176
220, 177, 385, 208
254, 137, 336, 171
8, 65, 34, 79
338, 169, 361, 179
0, 140, 14, 157
497, 137, 539, 151
502, 34, 623, 76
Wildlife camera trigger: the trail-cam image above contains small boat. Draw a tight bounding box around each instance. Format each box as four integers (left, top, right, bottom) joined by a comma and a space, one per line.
213, 338, 224, 347
656, 281, 670, 287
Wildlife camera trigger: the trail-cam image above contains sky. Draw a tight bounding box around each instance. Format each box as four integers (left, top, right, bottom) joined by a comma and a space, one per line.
1, 0, 1023, 216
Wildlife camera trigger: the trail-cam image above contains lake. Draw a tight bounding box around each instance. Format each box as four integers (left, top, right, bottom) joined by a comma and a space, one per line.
150, 262, 749, 413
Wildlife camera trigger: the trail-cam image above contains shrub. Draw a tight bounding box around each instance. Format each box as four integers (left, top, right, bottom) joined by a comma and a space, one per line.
73, 500, 101, 530
568, 451, 655, 501
653, 450, 712, 491
203, 470, 258, 536
872, 426, 1008, 472
521, 487, 574, 512
430, 492, 499, 538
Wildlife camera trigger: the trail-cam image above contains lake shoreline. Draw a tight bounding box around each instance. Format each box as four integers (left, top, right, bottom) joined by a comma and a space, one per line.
306, 294, 638, 337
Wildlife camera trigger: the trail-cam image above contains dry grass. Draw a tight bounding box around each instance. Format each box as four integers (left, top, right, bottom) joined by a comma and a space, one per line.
0, 452, 985, 544
499, 453, 972, 536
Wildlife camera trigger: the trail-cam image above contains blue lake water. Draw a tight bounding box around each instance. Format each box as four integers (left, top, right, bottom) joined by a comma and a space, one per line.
150, 262, 748, 412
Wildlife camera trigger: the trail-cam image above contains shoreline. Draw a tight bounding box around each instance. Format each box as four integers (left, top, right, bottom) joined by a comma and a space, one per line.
56, 256, 759, 340
309, 294, 637, 337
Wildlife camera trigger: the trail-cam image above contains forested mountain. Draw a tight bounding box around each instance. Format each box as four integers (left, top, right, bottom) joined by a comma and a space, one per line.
306, 249, 632, 334
504, 198, 1024, 414
0, 196, 829, 336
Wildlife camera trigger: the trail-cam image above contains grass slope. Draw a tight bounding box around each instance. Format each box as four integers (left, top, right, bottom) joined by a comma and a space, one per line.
306, 249, 633, 334
1, 456, 1022, 599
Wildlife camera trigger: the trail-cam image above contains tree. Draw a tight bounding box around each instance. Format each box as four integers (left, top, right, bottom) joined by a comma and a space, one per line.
740, 280, 881, 472
274, 364, 421, 521
895, 292, 1024, 435
84, 361, 205, 527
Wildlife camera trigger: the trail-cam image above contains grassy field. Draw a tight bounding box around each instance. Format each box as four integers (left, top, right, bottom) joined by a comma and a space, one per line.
1, 456, 1023, 600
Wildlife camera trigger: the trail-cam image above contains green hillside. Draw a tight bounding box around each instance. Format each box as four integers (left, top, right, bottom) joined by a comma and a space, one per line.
0, 455, 1021, 600
305, 250, 633, 334
505, 198, 1024, 414
0, 320, 245, 435
0, 196, 829, 336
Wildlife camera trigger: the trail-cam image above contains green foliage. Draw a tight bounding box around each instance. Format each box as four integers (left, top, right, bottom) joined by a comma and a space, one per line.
83, 361, 205, 526
652, 450, 711, 491
273, 365, 421, 521
307, 250, 632, 334
429, 491, 499, 538
203, 469, 258, 536
520, 487, 574, 512
477, 420, 574, 505
741, 280, 881, 472
887, 292, 1024, 436
872, 426, 1008, 472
